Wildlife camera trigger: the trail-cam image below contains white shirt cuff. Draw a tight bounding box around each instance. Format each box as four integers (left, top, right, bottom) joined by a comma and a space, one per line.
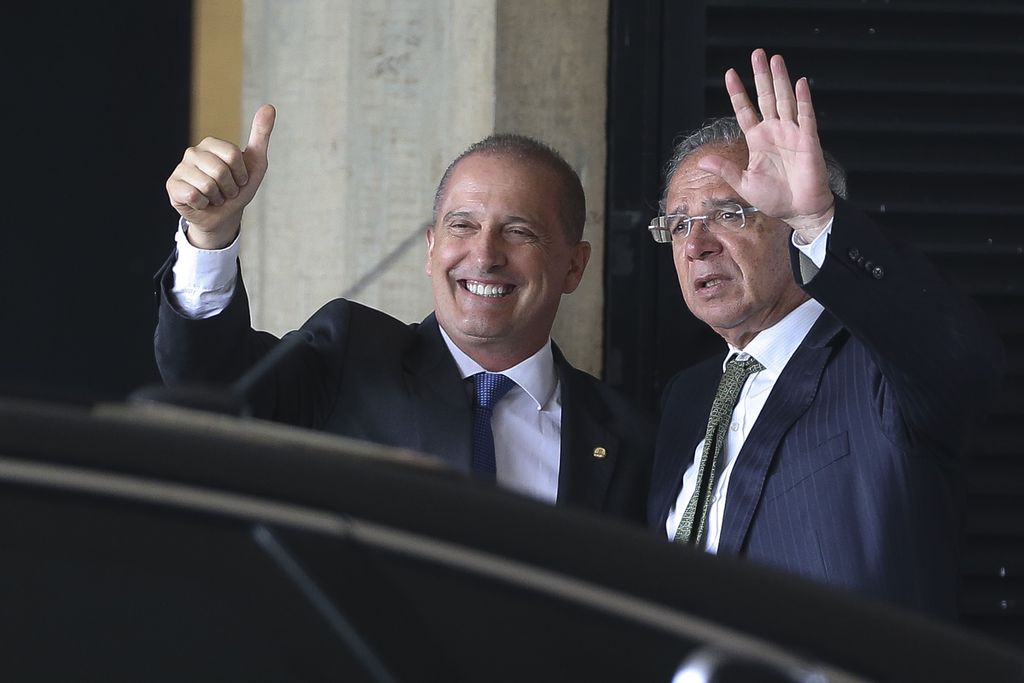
169, 218, 240, 319
792, 217, 833, 269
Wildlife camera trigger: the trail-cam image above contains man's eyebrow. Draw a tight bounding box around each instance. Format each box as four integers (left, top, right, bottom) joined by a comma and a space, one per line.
443, 210, 536, 225
442, 210, 474, 222
706, 196, 745, 208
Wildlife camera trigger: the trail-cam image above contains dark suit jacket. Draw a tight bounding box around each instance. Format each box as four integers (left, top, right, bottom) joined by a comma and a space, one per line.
155, 257, 653, 524
649, 200, 1004, 618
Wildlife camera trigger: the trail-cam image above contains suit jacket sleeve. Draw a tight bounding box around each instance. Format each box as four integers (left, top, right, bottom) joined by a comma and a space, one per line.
154, 249, 350, 428
793, 199, 1005, 457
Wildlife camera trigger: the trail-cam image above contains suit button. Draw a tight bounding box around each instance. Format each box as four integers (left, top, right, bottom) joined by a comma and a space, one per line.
864, 260, 873, 271
872, 266, 885, 279
848, 247, 860, 260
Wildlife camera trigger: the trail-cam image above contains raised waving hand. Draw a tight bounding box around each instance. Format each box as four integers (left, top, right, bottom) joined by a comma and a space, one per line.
697, 49, 835, 241
166, 104, 276, 249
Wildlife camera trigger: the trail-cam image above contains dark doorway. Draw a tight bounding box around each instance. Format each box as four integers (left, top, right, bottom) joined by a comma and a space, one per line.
2, 3, 192, 403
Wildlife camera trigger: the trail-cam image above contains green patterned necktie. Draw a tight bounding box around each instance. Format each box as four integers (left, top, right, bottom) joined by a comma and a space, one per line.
675, 355, 764, 546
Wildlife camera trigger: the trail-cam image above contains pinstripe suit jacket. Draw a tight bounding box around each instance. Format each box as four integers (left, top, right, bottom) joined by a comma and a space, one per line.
649, 201, 1004, 618
154, 256, 654, 524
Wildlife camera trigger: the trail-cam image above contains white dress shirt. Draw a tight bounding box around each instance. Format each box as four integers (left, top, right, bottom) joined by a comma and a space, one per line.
664, 223, 832, 550
168, 221, 563, 503
170, 221, 241, 318
439, 328, 562, 503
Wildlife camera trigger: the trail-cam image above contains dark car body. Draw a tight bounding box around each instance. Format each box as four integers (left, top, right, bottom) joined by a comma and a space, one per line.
0, 398, 1020, 682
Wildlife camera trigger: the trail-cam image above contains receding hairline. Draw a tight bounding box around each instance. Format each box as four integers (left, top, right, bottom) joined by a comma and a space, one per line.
432, 136, 587, 243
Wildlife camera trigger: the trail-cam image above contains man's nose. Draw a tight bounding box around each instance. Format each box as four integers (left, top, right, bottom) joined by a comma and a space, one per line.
471, 227, 507, 270
682, 220, 722, 260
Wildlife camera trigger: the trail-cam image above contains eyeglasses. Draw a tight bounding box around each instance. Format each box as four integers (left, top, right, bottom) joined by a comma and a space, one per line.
648, 203, 760, 244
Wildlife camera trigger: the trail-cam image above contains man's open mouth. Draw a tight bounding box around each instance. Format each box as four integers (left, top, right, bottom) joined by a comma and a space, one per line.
696, 276, 726, 290
463, 280, 514, 298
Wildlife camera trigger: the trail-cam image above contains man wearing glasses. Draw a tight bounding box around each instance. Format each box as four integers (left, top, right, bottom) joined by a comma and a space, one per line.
647, 49, 1003, 618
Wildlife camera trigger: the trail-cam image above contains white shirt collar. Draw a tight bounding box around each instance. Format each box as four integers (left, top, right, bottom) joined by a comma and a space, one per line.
725, 298, 825, 374
437, 326, 558, 410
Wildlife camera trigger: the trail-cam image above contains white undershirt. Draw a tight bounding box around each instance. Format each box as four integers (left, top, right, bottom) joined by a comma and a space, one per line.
664, 222, 831, 550
168, 221, 562, 503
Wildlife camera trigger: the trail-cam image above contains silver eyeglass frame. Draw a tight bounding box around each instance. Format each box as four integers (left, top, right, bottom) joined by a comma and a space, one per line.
648, 204, 760, 244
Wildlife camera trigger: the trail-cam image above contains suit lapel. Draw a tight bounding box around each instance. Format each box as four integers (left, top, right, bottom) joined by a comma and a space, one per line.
554, 346, 619, 510
717, 312, 844, 555
403, 314, 474, 472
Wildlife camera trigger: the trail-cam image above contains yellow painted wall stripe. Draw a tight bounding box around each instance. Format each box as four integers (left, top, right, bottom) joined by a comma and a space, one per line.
191, 0, 242, 144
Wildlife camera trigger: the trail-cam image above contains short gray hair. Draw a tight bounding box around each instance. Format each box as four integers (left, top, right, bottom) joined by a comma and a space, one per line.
662, 117, 848, 207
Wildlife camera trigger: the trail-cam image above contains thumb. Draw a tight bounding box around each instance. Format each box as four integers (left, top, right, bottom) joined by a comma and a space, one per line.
244, 104, 276, 159
697, 153, 743, 192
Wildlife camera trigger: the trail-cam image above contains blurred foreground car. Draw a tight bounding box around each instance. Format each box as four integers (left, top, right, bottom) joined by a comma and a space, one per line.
0, 396, 1021, 682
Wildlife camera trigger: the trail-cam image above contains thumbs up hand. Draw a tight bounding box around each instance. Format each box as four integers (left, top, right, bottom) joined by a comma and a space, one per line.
166, 104, 277, 249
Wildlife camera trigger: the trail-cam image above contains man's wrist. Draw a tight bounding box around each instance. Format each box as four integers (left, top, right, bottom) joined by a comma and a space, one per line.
788, 201, 835, 245
791, 214, 833, 273
183, 220, 241, 251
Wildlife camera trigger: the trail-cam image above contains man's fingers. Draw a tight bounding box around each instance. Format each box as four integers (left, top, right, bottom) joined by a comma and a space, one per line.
725, 68, 760, 131
771, 54, 797, 121
795, 77, 819, 136
193, 153, 240, 199
167, 176, 212, 211
188, 138, 249, 191
751, 48, 778, 120
180, 166, 231, 207
244, 104, 277, 164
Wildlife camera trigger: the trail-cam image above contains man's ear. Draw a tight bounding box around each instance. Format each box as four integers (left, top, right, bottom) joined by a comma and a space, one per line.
562, 241, 591, 294
425, 226, 435, 276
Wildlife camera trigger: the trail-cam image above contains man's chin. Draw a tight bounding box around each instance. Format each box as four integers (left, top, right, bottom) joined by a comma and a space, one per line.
451, 321, 510, 345
692, 307, 745, 336
686, 300, 731, 325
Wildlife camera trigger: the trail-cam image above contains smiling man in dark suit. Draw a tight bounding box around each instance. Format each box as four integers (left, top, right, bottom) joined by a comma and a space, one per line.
648, 49, 1003, 617
155, 105, 652, 523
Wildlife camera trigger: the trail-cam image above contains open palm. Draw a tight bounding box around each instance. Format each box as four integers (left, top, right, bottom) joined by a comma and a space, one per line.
697, 50, 835, 238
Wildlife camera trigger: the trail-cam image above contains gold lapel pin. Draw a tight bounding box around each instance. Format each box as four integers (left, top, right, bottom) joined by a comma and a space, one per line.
592, 447, 607, 459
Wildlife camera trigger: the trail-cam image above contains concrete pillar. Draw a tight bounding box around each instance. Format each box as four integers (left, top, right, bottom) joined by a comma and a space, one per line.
241, 0, 607, 375
494, 0, 608, 375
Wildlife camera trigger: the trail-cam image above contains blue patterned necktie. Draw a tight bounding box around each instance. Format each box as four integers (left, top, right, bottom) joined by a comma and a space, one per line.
675, 355, 764, 546
471, 372, 516, 478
